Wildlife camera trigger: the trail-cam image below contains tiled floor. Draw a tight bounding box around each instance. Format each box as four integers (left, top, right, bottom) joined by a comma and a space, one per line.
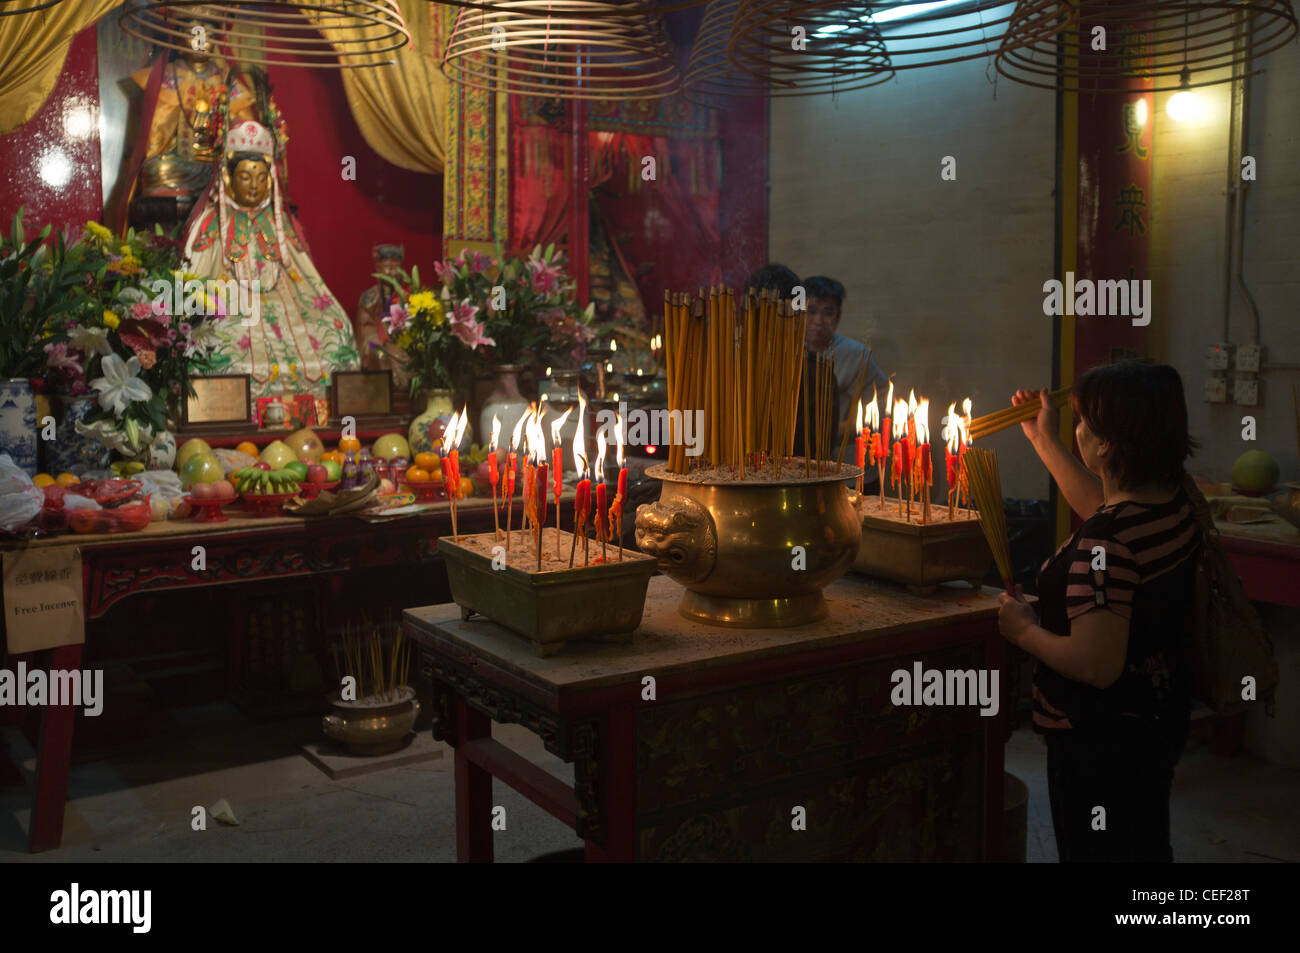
3, 712, 1296, 862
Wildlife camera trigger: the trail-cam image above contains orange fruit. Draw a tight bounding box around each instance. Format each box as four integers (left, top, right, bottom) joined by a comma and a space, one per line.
56, 472, 80, 486
321, 450, 344, 466
458, 477, 475, 499
404, 466, 430, 484
414, 452, 439, 471
236, 441, 259, 457
338, 436, 361, 453
33, 473, 55, 488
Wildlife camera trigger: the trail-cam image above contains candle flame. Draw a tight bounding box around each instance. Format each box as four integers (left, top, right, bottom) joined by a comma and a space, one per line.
962, 397, 973, 446
865, 387, 879, 430
527, 406, 547, 463
907, 389, 917, 419
885, 379, 894, 414
490, 414, 501, 451
509, 407, 528, 451
893, 400, 908, 439
614, 411, 626, 467
855, 399, 863, 434
445, 407, 469, 453
916, 398, 930, 445
549, 406, 573, 451
571, 390, 588, 477
595, 429, 607, 475
945, 403, 960, 453
611, 339, 617, 352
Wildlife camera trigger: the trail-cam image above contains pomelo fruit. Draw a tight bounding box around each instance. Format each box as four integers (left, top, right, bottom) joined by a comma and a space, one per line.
286, 428, 324, 464
1231, 450, 1279, 496
180, 453, 224, 489
176, 437, 212, 470
260, 439, 298, 470
373, 433, 411, 461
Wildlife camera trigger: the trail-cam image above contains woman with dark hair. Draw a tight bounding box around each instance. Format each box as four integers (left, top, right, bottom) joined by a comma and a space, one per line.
999, 360, 1201, 862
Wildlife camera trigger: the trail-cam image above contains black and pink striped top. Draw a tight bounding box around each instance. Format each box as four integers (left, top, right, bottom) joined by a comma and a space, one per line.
1032, 487, 1202, 732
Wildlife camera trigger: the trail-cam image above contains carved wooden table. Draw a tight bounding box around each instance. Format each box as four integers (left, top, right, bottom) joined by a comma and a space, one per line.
404, 574, 1007, 862
2, 498, 499, 852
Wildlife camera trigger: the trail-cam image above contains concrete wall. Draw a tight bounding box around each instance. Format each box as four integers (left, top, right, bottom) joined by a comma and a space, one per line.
769, 59, 1058, 499
1150, 50, 1300, 485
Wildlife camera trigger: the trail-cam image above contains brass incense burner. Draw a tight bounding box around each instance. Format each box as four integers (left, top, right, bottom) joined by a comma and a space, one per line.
635, 462, 863, 627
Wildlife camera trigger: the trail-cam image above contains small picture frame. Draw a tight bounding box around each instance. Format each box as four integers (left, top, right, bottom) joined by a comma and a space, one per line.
330, 370, 393, 421
182, 374, 252, 429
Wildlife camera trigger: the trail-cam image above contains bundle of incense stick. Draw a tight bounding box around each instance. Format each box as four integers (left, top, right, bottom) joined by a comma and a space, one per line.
969, 386, 1072, 440
811, 352, 835, 476
664, 286, 807, 474
834, 351, 872, 475
962, 447, 1015, 595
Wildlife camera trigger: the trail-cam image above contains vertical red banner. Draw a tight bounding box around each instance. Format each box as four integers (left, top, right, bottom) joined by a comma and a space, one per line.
1074, 23, 1154, 374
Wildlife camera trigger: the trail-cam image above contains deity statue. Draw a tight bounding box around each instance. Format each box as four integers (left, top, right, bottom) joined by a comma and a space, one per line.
128, 21, 260, 227
182, 120, 360, 399
354, 244, 412, 394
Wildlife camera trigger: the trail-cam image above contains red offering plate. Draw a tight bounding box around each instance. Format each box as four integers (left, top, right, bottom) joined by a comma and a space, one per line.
298, 479, 341, 500
184, 494, 236, 523
400, 481, 445, 502
240, 490, 298, 517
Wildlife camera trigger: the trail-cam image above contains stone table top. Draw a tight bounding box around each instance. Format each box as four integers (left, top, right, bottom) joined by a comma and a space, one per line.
404, 573, 1003, 694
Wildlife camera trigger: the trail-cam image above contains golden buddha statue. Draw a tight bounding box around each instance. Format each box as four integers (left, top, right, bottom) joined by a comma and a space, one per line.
182, 120, 360, 399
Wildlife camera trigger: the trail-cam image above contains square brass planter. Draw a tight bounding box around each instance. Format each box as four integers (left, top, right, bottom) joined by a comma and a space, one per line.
851, 500, 992, 594
437, 531, 658, 656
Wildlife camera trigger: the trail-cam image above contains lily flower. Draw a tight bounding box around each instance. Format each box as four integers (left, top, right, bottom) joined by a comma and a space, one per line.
90, 354, 152, 416
68, 326, 113, 356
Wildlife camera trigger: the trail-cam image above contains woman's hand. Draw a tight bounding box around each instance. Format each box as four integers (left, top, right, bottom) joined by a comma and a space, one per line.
1012, 388, 1057, 447
998, 586, 1037, 647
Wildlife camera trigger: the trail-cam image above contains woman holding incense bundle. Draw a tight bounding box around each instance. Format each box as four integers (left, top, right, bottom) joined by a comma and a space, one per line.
997, 360, 1201, 863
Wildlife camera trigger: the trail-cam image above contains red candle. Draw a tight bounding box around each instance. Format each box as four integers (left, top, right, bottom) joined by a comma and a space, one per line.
617, 467, 627, 500
855, 434, 866, 472
523, 458, 535, 526
921, 444, 932, 485
576, 476, 590, 530
535, 463, 548, 548
892, 440, 903, 484
552, 446, 563, 501
945, 446, 957, 489
506, 452, 516, 497
596, 481, 607, 540
489, 448, 500, 489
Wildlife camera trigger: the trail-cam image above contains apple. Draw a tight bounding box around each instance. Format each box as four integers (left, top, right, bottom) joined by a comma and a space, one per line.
307, 464, 328, 485
379, 478, 396, 494
476, 460, 494, 484
192, 482, 216, 501
255, 461, 272, 471
320, 459, 343, 482
212, 480, 235, 500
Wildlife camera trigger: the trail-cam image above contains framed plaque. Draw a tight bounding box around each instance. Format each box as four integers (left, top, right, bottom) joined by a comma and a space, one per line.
182, 375, 252, 429
331, 370, 393, 421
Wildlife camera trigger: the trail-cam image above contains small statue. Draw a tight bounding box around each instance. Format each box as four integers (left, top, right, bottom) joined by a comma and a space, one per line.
355, 243, 411, 393
182, 120, 359, 399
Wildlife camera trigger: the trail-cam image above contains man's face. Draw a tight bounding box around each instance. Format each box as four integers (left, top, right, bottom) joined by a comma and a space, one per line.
231, 159, 270, 207
377, 257, 402, 278
806, 296, 839, 351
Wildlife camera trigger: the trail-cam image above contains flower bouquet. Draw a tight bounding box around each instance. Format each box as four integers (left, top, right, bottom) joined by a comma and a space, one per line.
0, 210, 85, 379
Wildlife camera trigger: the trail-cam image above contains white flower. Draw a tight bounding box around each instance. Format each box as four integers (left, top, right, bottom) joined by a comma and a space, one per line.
69, 326, 113, 356
184, 321, 222, 358
90, 354, 152, 416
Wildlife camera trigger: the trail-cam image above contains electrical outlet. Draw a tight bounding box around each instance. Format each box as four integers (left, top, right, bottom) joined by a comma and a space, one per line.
1204, 376, 1228, 403
1236, 344, 1263, 373
1234, 378, 1259, 405
1205, 344, 1233, 371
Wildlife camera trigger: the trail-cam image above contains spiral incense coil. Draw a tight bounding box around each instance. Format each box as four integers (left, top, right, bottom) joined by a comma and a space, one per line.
996, 0, 1298, 92
0, 0, 65, 16
440, 0, 681, 100
119, 0, 411, 69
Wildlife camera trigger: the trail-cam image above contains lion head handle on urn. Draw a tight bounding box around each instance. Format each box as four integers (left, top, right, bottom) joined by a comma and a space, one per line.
635, 497, 717, 584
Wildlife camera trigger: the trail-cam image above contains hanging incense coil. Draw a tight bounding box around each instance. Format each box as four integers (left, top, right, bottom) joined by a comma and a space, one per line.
996, 0, 1298, 92
119, 1, 411, 69
0, 0, 65, 16
440, 1, 681, 100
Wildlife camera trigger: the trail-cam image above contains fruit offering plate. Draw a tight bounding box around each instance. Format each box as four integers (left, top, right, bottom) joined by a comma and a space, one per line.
184, 495, 235, 523
240, 491, 298, 517
297, 480, 341, 501
400, 481, 445, 502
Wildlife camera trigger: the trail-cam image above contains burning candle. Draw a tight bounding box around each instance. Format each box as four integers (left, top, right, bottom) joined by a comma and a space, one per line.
569, 393, 589, 568
882, 381, 894, 508
961, 397, 973, 515
595, 430, 608, 563
441, 408, 469, 542
535, 462, 547, 571
489, 414, 502, 538
854, 399, 866, 494
893, 399, 908, 518
610, 412, 627, 561
550, 406, 572, 560
917, 398, 931, 524
945, 403, 959, 520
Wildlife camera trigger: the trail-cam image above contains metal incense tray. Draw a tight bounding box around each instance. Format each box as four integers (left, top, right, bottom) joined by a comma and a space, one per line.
850, 496, 992, 595
437, 531, 658, 657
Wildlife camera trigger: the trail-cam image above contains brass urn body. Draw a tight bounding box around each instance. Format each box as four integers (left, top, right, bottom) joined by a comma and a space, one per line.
635, 463, 863, 627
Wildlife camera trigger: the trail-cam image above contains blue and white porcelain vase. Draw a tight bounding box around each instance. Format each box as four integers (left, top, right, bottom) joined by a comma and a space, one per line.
0, 379, 39, 475
44, 396, 113, 475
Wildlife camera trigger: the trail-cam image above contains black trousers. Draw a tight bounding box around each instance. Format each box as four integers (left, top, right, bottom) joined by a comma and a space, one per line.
1044, 714, 1189, 862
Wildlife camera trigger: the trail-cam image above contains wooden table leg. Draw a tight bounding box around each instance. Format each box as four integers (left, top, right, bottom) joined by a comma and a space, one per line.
29, 644, 83, 852
584, 704, 636, 863
454, 694, 493, 863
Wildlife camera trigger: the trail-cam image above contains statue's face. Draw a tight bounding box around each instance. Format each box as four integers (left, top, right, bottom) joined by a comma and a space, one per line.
231, 158, 271, 207
377, 258, 402, 278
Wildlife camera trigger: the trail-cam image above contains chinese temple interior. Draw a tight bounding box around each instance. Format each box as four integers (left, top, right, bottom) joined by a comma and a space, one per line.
0, 1, 1298, 870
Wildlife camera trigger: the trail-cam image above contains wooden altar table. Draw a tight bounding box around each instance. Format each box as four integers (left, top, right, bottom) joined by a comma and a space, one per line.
404, 574, 1007, 862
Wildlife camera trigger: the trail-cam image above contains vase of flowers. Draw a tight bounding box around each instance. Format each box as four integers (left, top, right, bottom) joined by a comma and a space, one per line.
44, 395, 112, 475
375, 265, 495, 455
0, 211, 85, 473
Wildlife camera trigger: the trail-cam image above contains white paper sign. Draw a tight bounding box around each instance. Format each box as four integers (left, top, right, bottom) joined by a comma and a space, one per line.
3, 547, 84, 653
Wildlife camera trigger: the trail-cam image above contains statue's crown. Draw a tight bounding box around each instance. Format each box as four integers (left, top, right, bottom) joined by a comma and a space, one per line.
225, 120, 274, 158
